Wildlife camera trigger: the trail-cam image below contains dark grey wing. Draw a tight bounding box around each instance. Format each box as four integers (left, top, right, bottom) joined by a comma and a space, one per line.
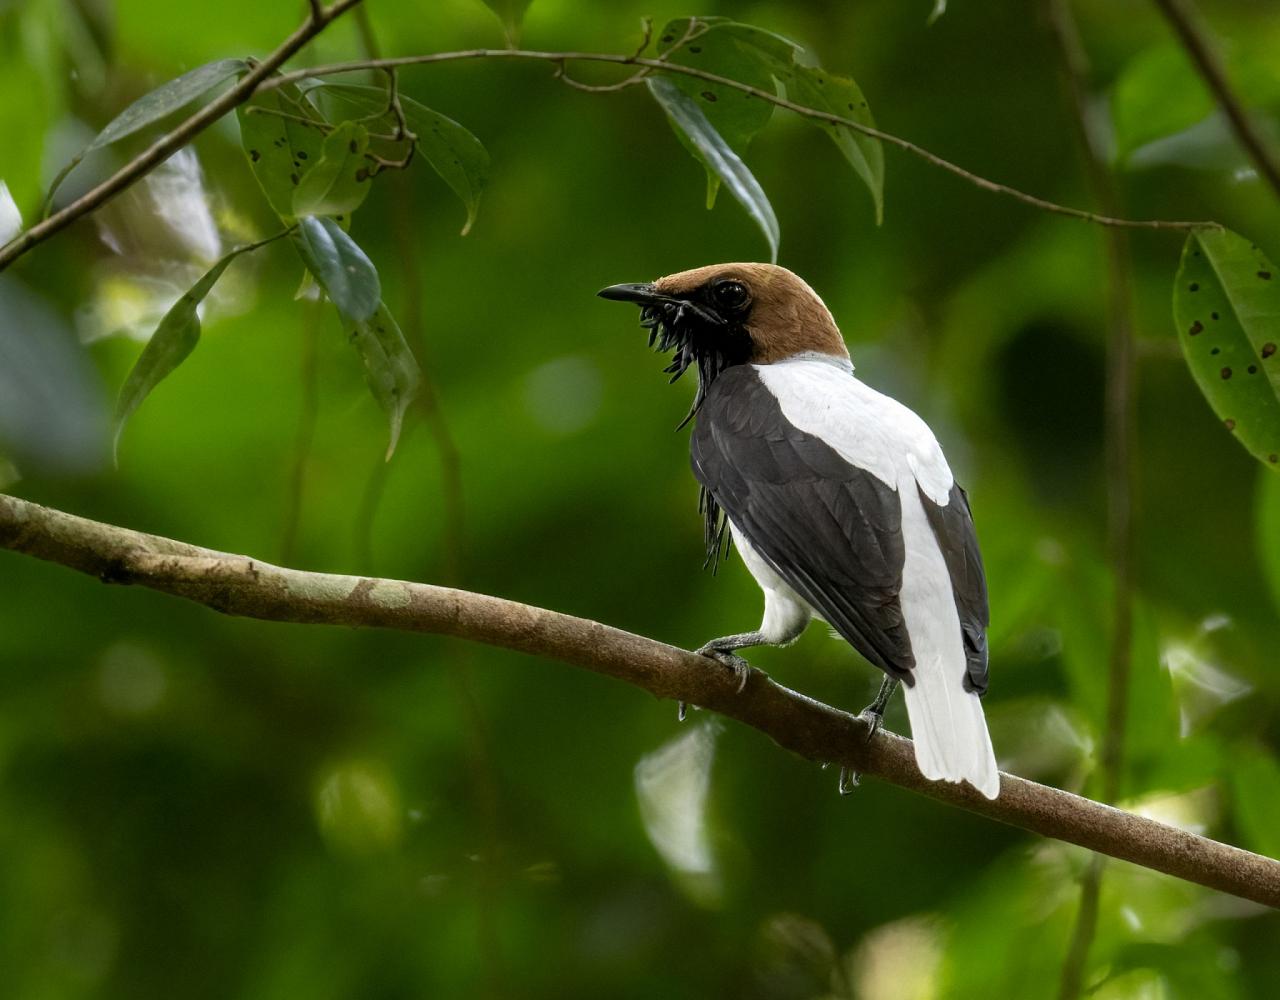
690, 367, 914, 681
918, 482, 990, 694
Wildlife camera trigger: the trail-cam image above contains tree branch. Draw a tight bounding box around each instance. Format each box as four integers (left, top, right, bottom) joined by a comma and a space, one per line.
0, 0, 366, 273
1152, 0, 1280, 201
1, 492, 1277, 907
1045, 1, 1139, 994
265, 48, 1219, 232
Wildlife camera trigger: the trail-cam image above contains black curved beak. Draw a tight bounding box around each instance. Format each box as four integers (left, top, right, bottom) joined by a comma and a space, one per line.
598, 282, 665, 305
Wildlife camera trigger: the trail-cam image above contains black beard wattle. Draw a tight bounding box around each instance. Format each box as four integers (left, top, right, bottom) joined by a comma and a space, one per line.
639, 299, 753, 430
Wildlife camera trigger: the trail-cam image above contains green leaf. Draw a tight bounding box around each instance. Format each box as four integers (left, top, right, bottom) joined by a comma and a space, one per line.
1112, 42, 1280, 168
345, 303, 420, 460
652, 19, 881, 222
290, 217, 415, 456
786, 65, 884, 224
45, 58, 248, 213
291, 121, 373, 219
113, 242, 258, 460
1173, 229, 1280, 470
291, 215, 381, 322
479, 0, 533, 44
646, 75, 779, 262
93, 58, 248, 151
309, 84, 489, 235
237, 86, 326, 221
1230, 746, 1280, 859
654, 18, 794, 207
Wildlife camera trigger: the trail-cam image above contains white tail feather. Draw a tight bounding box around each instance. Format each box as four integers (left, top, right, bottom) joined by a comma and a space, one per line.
901, 661, 1000, 799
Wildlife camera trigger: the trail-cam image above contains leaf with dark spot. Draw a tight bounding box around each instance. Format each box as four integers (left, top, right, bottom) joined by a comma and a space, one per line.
1174, 228, 1280, 470
292, 121, 372, 219
787, 64, 884, 224
345, 302, 420, 460
237, 86, 325, 220
308, 84, 489, 235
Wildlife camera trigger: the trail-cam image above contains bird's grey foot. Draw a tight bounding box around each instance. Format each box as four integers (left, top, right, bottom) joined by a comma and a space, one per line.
695, 633, 764, 693
858, 676, 899, 742
840, 677, 900, 792
677, 701, 688, 722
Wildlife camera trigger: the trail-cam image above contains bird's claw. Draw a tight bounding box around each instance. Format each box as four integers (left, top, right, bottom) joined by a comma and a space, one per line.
857, 706, 886, 744
695, 645, 752, 692
677, 701, 688, 722
837, 766, 859, 795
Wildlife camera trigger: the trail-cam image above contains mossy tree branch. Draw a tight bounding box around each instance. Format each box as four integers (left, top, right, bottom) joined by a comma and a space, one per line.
1, 492, 1278, 908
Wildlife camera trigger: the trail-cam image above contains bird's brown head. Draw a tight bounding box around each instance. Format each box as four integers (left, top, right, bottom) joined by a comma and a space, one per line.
598, 264, 847, 404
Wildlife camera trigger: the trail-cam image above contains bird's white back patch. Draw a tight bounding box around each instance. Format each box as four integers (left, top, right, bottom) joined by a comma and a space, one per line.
754, 357, 954, 504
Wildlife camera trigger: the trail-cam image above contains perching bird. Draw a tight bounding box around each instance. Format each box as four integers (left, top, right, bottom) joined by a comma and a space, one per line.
600, 263, 999, 800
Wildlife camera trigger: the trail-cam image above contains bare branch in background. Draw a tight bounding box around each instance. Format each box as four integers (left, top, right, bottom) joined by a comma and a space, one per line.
1044, 2, 1139, 995
1152, 0, 1280, 201
2, 491, 1278, 909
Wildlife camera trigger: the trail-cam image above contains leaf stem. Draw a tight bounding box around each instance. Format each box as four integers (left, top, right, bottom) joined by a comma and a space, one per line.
265, 47, 1219, 232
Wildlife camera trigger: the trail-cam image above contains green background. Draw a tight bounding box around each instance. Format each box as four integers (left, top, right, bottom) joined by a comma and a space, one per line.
2, 0, 1280, 997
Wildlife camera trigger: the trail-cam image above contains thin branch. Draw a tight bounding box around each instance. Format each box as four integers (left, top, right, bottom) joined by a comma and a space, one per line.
1152, 0, 1280, 201
265, 48, 1219, 232
0, 0, 366, 273
1045, 3, 1138, 995
2, 491, 1278, 908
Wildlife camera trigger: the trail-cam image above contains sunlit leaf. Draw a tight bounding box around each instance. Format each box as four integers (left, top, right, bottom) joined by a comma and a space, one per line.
237, 86, 326, 220
45, 58, 248, 212
113, 247, 246, 461
1230, 746, 1280, 859
309, 83, 489, 234
291, 121, 373, 219
646, 75, 779, 262
344, 302, 421, 460
787, 65, 884, 223
928, 0, 947, 24
291, 215, 380, 322
654, 18, 793, 208
1173, 228, 1280, 470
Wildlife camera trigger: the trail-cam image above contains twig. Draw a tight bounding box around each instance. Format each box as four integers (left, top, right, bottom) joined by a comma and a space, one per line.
1, 491, 1278, 907
0, 0, 366, 273
1045, 3, 1137, 996
1152, 0, 1280, 201
264, 48, 1219, 232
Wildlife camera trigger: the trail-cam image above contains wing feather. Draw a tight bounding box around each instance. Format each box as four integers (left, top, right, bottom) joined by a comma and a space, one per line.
691, 366, 914, 680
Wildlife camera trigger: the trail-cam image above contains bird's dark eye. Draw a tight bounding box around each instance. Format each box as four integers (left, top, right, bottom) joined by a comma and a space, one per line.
712, 280, 749, 311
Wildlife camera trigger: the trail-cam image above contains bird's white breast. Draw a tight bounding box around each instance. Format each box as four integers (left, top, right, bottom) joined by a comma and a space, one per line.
753, 356, 954, 504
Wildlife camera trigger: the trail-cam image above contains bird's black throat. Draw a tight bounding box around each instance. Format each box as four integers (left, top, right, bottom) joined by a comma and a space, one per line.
637, 297, 753, 430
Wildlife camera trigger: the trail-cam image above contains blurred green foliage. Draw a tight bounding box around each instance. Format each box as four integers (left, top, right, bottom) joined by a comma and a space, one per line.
1, 0, 1280, 997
